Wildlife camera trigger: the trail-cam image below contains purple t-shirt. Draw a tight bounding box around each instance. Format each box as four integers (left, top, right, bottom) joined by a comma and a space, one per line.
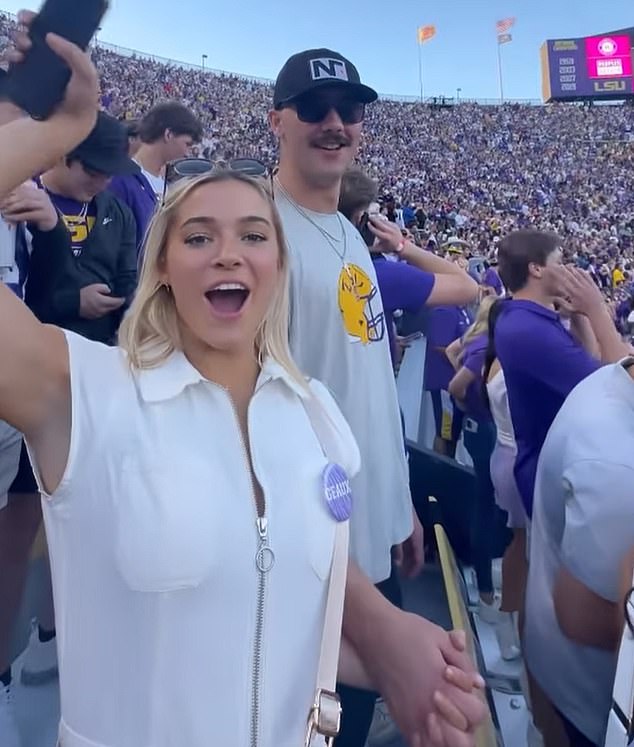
372, 256, 435, 364
461, 334, 492, 422
495, 299, 600, 515
424, 305, 473, 391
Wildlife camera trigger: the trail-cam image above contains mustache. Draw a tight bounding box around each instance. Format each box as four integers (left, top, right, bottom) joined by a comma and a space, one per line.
311, 135, 352, 148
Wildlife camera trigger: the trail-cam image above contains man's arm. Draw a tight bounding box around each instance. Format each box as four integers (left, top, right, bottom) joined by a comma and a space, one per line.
553, 566, 620, 650
561, 267, 630, 362
555, 459, 634, 650
568, 314, 600, 359
0, 182, 81, 322
369, 218, 478, 307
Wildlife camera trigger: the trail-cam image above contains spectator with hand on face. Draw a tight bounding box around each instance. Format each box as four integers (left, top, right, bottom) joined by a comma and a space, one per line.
338, 167, 478, 369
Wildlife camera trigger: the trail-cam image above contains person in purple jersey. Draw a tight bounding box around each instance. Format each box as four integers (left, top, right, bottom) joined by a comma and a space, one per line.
109, 102, 203, 254
493, 230, 630, 517
338, 168, 478, 368
424, 304, 473, 457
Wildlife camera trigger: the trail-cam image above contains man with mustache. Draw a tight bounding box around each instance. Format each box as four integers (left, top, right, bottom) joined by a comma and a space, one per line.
269, 49, 482, 747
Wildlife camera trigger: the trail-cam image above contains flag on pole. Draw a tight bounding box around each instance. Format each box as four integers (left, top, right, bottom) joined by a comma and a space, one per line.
495, 17, 516, 35
497, 33, 513, 45
418, 25, 436, 44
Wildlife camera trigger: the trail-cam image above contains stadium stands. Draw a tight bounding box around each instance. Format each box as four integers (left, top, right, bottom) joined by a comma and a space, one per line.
1, 10, 632, 268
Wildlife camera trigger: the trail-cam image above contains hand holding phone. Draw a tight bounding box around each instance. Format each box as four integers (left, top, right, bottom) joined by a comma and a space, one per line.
357, 212, 376, 248
2, 0, 107, 120
4, 9, 100, 128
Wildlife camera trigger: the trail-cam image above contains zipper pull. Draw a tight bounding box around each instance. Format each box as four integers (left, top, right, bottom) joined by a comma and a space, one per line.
257, 516, 268, 540
255, 516, 275, 574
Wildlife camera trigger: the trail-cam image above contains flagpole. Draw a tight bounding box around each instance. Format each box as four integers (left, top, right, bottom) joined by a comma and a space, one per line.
497, 39, 505, 103
418, 41, 424, 103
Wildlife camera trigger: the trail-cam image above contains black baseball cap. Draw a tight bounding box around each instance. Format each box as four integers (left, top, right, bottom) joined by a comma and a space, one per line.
68, 112, 140, 176
274, 48, 378, 109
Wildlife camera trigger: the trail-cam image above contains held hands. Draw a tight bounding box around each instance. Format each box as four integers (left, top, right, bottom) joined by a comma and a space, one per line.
79, 284, 125, 320
5, 10, 99, 133
0, 181, 57, 231
373, 611, 487, 747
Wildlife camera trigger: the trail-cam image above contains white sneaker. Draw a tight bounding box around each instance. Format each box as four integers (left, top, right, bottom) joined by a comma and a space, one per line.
20, 620, 58, 686
494, 612, 521, 661
477, 596, 501, 624
0, 682, 21, 747
367, 698, 399, 746
491, 558, 503, 594
478, 598, 521, 660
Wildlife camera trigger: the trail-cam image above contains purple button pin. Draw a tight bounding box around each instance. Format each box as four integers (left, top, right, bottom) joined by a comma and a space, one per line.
322, 463, 353, 522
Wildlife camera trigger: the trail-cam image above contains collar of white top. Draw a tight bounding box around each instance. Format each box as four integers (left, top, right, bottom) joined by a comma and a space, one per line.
134, 352, 310, 403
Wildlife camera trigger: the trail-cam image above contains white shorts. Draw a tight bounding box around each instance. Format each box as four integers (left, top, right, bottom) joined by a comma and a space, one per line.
0, 419, 22, 510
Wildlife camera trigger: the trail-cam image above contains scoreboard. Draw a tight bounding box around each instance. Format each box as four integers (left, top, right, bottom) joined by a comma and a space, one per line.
541, 30, 634, 102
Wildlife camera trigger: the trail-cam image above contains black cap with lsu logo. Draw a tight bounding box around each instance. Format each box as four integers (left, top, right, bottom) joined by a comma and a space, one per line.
273, 48, 378, 109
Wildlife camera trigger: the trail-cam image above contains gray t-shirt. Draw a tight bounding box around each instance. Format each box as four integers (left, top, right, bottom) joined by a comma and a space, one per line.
276, 189, 412, 583
525, 361, 634, 745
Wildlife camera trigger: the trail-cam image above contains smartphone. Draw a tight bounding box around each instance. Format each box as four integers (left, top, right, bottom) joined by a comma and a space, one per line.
2, 0, 108, 120
357, 212, 376, 248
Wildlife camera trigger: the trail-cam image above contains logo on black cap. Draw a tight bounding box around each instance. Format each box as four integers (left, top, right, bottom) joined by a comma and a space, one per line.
309, 58, 350, 82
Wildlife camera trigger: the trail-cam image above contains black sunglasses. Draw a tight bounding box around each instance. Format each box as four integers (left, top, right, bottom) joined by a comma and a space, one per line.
286, 95, 366, 125
163, 157, 268, 201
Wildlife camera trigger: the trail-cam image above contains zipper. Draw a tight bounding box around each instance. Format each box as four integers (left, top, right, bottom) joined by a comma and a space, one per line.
215, 384, 274, 747
252, 516, 274, 747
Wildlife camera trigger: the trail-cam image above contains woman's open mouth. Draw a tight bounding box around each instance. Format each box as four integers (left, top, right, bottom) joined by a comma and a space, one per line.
205, 283, 250, 317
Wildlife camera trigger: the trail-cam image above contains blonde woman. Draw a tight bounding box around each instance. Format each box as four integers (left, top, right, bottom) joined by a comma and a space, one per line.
447, 297, 519, 660
0, 15, 488, 747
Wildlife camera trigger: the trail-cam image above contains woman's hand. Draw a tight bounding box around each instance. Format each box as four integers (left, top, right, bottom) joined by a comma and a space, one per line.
6, 9, 99, 133
366, 610, 487, 746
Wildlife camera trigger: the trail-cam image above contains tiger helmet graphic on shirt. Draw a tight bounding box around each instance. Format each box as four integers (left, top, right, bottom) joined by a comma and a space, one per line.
337, 263, 385, 345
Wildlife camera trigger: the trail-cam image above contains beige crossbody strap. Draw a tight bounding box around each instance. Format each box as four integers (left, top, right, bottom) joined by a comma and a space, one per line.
302, 392, 351, 745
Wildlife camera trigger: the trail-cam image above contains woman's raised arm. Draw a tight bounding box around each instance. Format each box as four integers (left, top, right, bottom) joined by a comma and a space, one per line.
0, 11, 99, 199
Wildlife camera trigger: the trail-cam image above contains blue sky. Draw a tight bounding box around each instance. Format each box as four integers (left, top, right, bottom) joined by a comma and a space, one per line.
2, 0, 632, 100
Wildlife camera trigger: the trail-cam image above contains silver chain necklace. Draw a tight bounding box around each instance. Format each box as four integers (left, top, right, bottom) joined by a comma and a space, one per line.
273, 177, 351, 271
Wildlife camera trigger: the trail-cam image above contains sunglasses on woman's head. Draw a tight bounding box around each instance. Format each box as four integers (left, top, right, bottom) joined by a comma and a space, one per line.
286, 95, 366, 125
162, 157, 268, 201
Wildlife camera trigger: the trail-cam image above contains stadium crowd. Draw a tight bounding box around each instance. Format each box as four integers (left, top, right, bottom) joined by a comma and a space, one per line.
1, 11, 633, 266
0, 8, 633, 747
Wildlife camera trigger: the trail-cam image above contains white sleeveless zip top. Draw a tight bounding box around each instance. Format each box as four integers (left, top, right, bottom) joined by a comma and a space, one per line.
34, 332, 359, 747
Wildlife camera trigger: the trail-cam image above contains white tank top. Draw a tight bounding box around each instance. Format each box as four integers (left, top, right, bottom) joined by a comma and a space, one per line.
486, 368, 516, 449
